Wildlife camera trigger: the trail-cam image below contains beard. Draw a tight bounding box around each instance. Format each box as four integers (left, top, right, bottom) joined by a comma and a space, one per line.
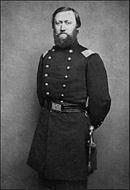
53, 29, 78, 49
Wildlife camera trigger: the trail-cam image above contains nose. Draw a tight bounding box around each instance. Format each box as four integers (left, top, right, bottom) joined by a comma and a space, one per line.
60, 23, 66, 32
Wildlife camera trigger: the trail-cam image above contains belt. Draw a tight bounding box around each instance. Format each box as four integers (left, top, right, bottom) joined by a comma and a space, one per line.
43, 99, 86, 113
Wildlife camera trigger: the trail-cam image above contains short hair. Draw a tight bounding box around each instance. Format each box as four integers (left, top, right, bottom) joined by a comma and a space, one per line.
52, 7, 81, 29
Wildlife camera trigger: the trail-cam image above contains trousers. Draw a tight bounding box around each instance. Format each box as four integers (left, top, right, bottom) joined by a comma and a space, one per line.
38, 174, 87, 190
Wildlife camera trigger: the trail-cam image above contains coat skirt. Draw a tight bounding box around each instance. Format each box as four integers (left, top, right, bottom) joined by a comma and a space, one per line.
27, 106, 90, 181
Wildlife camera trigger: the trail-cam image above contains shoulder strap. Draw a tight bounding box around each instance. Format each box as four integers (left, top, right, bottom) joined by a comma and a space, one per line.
42, 50, 49, 58
82, 49, 95, 109
81, 49, 95, 58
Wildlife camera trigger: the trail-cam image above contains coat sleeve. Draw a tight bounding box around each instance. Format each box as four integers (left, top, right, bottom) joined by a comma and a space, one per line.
86, 53, 111, 129
37, 55, 44, 107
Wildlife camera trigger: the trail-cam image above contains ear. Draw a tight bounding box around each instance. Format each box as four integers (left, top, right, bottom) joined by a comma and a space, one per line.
77, 28, 79, 33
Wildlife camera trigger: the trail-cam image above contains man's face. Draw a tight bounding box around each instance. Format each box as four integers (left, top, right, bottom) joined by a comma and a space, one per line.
53, 11, 79, 48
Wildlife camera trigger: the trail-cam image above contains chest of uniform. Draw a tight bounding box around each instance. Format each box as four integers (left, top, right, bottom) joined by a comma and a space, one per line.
43, 50, 86, 80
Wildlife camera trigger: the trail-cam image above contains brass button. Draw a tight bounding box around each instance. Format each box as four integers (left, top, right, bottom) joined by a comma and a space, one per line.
48, 56, 52, 59
46, 92, 50, 95
62, 84, 66, 88
66, 66, 70, 70
44, 73, 48, 77
69, 49, 73, 53
67, 57, 71, 61
52, 49, 55, 52
45, 64, 49, 68
45, 83, 48, 86
60, 100, 64, 103
61, 93, 64, 97
64, 75, 68, 79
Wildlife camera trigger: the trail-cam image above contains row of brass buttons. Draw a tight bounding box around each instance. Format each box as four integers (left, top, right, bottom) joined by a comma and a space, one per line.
44, 49, 73, 101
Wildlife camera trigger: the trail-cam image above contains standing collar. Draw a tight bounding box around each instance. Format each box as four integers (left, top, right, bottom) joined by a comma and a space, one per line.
52, 41, 87, 53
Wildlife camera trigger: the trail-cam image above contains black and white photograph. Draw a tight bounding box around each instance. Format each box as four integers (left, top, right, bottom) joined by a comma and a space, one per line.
1, 1, 129, 189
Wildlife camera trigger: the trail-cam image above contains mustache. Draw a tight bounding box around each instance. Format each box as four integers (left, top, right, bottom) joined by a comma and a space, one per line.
56, 32, 68, 36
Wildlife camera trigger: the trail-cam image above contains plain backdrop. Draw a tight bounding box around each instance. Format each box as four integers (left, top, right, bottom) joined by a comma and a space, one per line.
1, 1, 129, 189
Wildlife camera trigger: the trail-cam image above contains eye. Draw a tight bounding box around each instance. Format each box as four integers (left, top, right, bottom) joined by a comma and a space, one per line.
65, 21, 72, 25
55, 21, 61, 25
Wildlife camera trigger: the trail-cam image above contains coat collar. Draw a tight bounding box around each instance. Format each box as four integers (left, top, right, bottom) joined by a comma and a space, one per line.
53, 41, 87, 52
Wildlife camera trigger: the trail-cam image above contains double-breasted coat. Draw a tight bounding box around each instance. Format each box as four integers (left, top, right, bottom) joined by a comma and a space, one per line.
27, 42, 111, 180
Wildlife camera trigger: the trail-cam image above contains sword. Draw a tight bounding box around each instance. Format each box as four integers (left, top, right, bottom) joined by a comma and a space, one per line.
88, 125, 96, 172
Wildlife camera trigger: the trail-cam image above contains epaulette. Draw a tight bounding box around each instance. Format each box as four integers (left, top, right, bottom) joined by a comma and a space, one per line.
81, 49, 95, 58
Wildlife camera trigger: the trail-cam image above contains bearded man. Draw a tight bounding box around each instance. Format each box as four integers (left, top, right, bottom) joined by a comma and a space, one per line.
27, 7, 111, 190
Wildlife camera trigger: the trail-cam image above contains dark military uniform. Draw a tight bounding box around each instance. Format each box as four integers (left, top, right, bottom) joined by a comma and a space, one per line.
27, 42, 111, 183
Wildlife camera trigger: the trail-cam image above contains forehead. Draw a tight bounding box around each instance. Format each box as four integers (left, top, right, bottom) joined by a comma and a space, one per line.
55, 11, 76, 21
